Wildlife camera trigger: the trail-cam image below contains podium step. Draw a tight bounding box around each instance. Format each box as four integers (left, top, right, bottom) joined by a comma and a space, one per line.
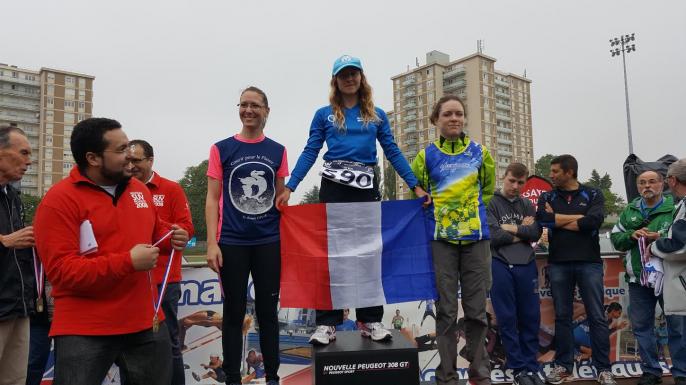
311, 330, 419, 385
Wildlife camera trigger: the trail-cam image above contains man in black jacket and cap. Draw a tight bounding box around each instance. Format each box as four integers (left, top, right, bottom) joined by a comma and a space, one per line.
488, 162, 543, 385
0, 125, 35, 385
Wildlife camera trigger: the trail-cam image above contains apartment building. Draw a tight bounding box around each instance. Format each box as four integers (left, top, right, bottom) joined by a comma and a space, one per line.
386, 50, 533, 199
0, 63, 94, 196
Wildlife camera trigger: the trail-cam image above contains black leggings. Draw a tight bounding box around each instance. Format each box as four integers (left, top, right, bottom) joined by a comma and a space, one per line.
219, 242, 280, 383
315, 177, 384, 326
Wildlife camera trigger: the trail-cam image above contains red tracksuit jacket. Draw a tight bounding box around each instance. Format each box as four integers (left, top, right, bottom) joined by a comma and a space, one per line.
34, 167, 172, 336
146, 172, 194, 284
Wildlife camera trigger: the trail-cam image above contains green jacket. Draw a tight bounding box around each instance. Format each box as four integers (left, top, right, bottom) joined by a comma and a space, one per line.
610, 195, 675, 283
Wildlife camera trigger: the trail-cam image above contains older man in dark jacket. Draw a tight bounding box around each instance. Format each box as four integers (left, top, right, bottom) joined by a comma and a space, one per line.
0, 125, 35, 385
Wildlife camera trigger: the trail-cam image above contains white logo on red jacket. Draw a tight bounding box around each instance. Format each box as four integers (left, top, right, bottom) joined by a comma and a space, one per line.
153, 194, 165, 207
130, 192, 149, 208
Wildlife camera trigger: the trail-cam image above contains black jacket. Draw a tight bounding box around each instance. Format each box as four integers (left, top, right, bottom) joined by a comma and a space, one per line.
487, 191, 542, 265
0, 184, 35, 320
536, 184, 605, 263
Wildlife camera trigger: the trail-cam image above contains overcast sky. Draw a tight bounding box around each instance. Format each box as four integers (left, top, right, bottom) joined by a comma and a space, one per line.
4, 0, 685, 201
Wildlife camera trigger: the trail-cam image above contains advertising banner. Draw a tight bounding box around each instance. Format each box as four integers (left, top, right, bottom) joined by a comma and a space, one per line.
38, 259, 671, 384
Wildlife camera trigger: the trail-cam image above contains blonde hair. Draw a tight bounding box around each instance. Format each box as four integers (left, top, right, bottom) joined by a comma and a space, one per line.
329, 72, 379, 133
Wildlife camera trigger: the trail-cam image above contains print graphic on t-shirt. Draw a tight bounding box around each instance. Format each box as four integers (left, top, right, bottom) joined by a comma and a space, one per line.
229, 161, 275, 215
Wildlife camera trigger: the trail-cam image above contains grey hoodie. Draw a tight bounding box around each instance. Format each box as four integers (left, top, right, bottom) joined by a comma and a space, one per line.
487, 190, 542, 265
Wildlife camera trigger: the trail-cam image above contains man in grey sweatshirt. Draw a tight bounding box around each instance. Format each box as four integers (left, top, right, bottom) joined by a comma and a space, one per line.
487, 163, 543, 385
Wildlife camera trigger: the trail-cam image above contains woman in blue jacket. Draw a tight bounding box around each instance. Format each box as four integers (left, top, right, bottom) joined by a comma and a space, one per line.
276, 54, 429, 345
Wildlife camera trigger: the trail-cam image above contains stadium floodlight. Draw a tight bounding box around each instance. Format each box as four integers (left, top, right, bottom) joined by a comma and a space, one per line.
609, 33, 637, 154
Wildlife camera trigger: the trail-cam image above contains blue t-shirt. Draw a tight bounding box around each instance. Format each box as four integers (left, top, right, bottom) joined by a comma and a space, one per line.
207, 135, 288, 245
286, 104, 418, 191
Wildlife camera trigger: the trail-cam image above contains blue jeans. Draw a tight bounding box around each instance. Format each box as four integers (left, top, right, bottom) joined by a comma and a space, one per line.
160, 282, 185, 385
549, 262, 610, 372
490, 259, 541, 374
53, 324, 171, 385
26, 320, 51, 385
628, 283, 663, 376
666, 314, 686, 377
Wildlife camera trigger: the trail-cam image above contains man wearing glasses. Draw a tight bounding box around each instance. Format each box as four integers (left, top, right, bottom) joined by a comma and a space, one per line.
128, 139, 194, 385
611, 170, 674, 385
33, 118, 189, 385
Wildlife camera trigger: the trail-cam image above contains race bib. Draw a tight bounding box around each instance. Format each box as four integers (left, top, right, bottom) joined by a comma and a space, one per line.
319, 160, 374, 189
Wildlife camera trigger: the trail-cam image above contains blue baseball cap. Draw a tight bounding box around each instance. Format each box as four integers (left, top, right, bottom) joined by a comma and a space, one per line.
332, 55, 363, 76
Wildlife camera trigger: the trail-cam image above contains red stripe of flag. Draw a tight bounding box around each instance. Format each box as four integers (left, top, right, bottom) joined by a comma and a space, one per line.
280, 203, 332, 309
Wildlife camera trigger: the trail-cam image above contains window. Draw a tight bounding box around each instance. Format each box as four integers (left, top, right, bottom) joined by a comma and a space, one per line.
64, 113, 75, 124
47, 73, 55, 83
44, 161, 52, 172
78, 78, 86, 88
46, 111, 54, 121
47, 97, 54, 106
12, 71, 18, 78
47, 85, 54, 96
45, 134, 53, 146
427, 80, 434, 89
45, 148, 53, 158
45, 123, 53, 134
65, 88, 75, 99
79, 101, 85, 109
78, 90, 85, 100
77, 114, 86, 122
65, 76, 75, 84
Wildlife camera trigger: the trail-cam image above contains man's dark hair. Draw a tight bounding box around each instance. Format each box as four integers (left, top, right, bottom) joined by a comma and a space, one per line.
0, 125, 26, 149
71, 118, 122, 169
606, 302, 622, 313
128, 139, 154, 158
504, 162, 529, 179
551, 154, 578, 179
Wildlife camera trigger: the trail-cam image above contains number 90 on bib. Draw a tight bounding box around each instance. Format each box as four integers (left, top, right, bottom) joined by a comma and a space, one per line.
319, 160, 374, 190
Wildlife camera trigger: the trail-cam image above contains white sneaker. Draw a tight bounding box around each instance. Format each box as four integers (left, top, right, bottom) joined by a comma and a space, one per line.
359, 322, 392, 341
309, 325, 336, 345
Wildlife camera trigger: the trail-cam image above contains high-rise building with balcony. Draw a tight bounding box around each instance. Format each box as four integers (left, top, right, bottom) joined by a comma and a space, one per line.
0, 63, 94, 196
386, 50, 533, 199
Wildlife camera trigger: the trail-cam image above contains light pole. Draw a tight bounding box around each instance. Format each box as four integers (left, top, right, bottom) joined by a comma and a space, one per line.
610, 33, 636, 154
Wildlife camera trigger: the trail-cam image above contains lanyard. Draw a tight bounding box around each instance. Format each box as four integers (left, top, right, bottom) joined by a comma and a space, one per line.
148, 229, 175, 332
32, 248, 44, 310
640, 198, 663, 219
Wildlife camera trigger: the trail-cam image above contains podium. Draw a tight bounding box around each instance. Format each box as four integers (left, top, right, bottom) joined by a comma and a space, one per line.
311, 330, 419, 385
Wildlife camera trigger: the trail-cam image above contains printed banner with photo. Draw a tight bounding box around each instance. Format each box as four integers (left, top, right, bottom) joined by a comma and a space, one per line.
38, 260, 670, 384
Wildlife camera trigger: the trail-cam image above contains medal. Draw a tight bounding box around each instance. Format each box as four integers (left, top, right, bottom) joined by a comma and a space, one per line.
36, 297, 44, 313
152, 314, 159, 333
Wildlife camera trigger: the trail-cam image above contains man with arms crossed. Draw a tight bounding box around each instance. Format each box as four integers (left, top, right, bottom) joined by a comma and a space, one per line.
488, 163, 543, 385
536, 155, 614, 385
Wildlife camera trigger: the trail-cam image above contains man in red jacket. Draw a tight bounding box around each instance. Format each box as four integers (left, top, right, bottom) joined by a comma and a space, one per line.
34, 118, 189, 385
128, 139, 194, 385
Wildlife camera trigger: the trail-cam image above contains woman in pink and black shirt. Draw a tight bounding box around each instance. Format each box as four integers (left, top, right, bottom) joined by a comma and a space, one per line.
205, 86, 288, 385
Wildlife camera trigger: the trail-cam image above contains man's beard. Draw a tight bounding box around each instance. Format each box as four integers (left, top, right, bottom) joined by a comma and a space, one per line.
641, 190, 656, 199
101, 159, 131, 185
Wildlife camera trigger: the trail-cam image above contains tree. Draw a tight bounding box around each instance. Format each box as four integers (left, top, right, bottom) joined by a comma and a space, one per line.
534, 154, 555, 177
178, 160, 208, 241
20, 194, 42, 225
382, 163, 397, 201
585, 169, 625, 216
300, 185, 320, 205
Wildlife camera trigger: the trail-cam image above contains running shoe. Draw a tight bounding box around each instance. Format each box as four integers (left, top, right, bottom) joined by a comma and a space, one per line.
359, 322, 392, 341
309, 325, 336, 345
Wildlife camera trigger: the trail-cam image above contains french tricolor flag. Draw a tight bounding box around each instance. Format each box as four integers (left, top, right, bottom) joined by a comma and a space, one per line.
280, 199, 437, 310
